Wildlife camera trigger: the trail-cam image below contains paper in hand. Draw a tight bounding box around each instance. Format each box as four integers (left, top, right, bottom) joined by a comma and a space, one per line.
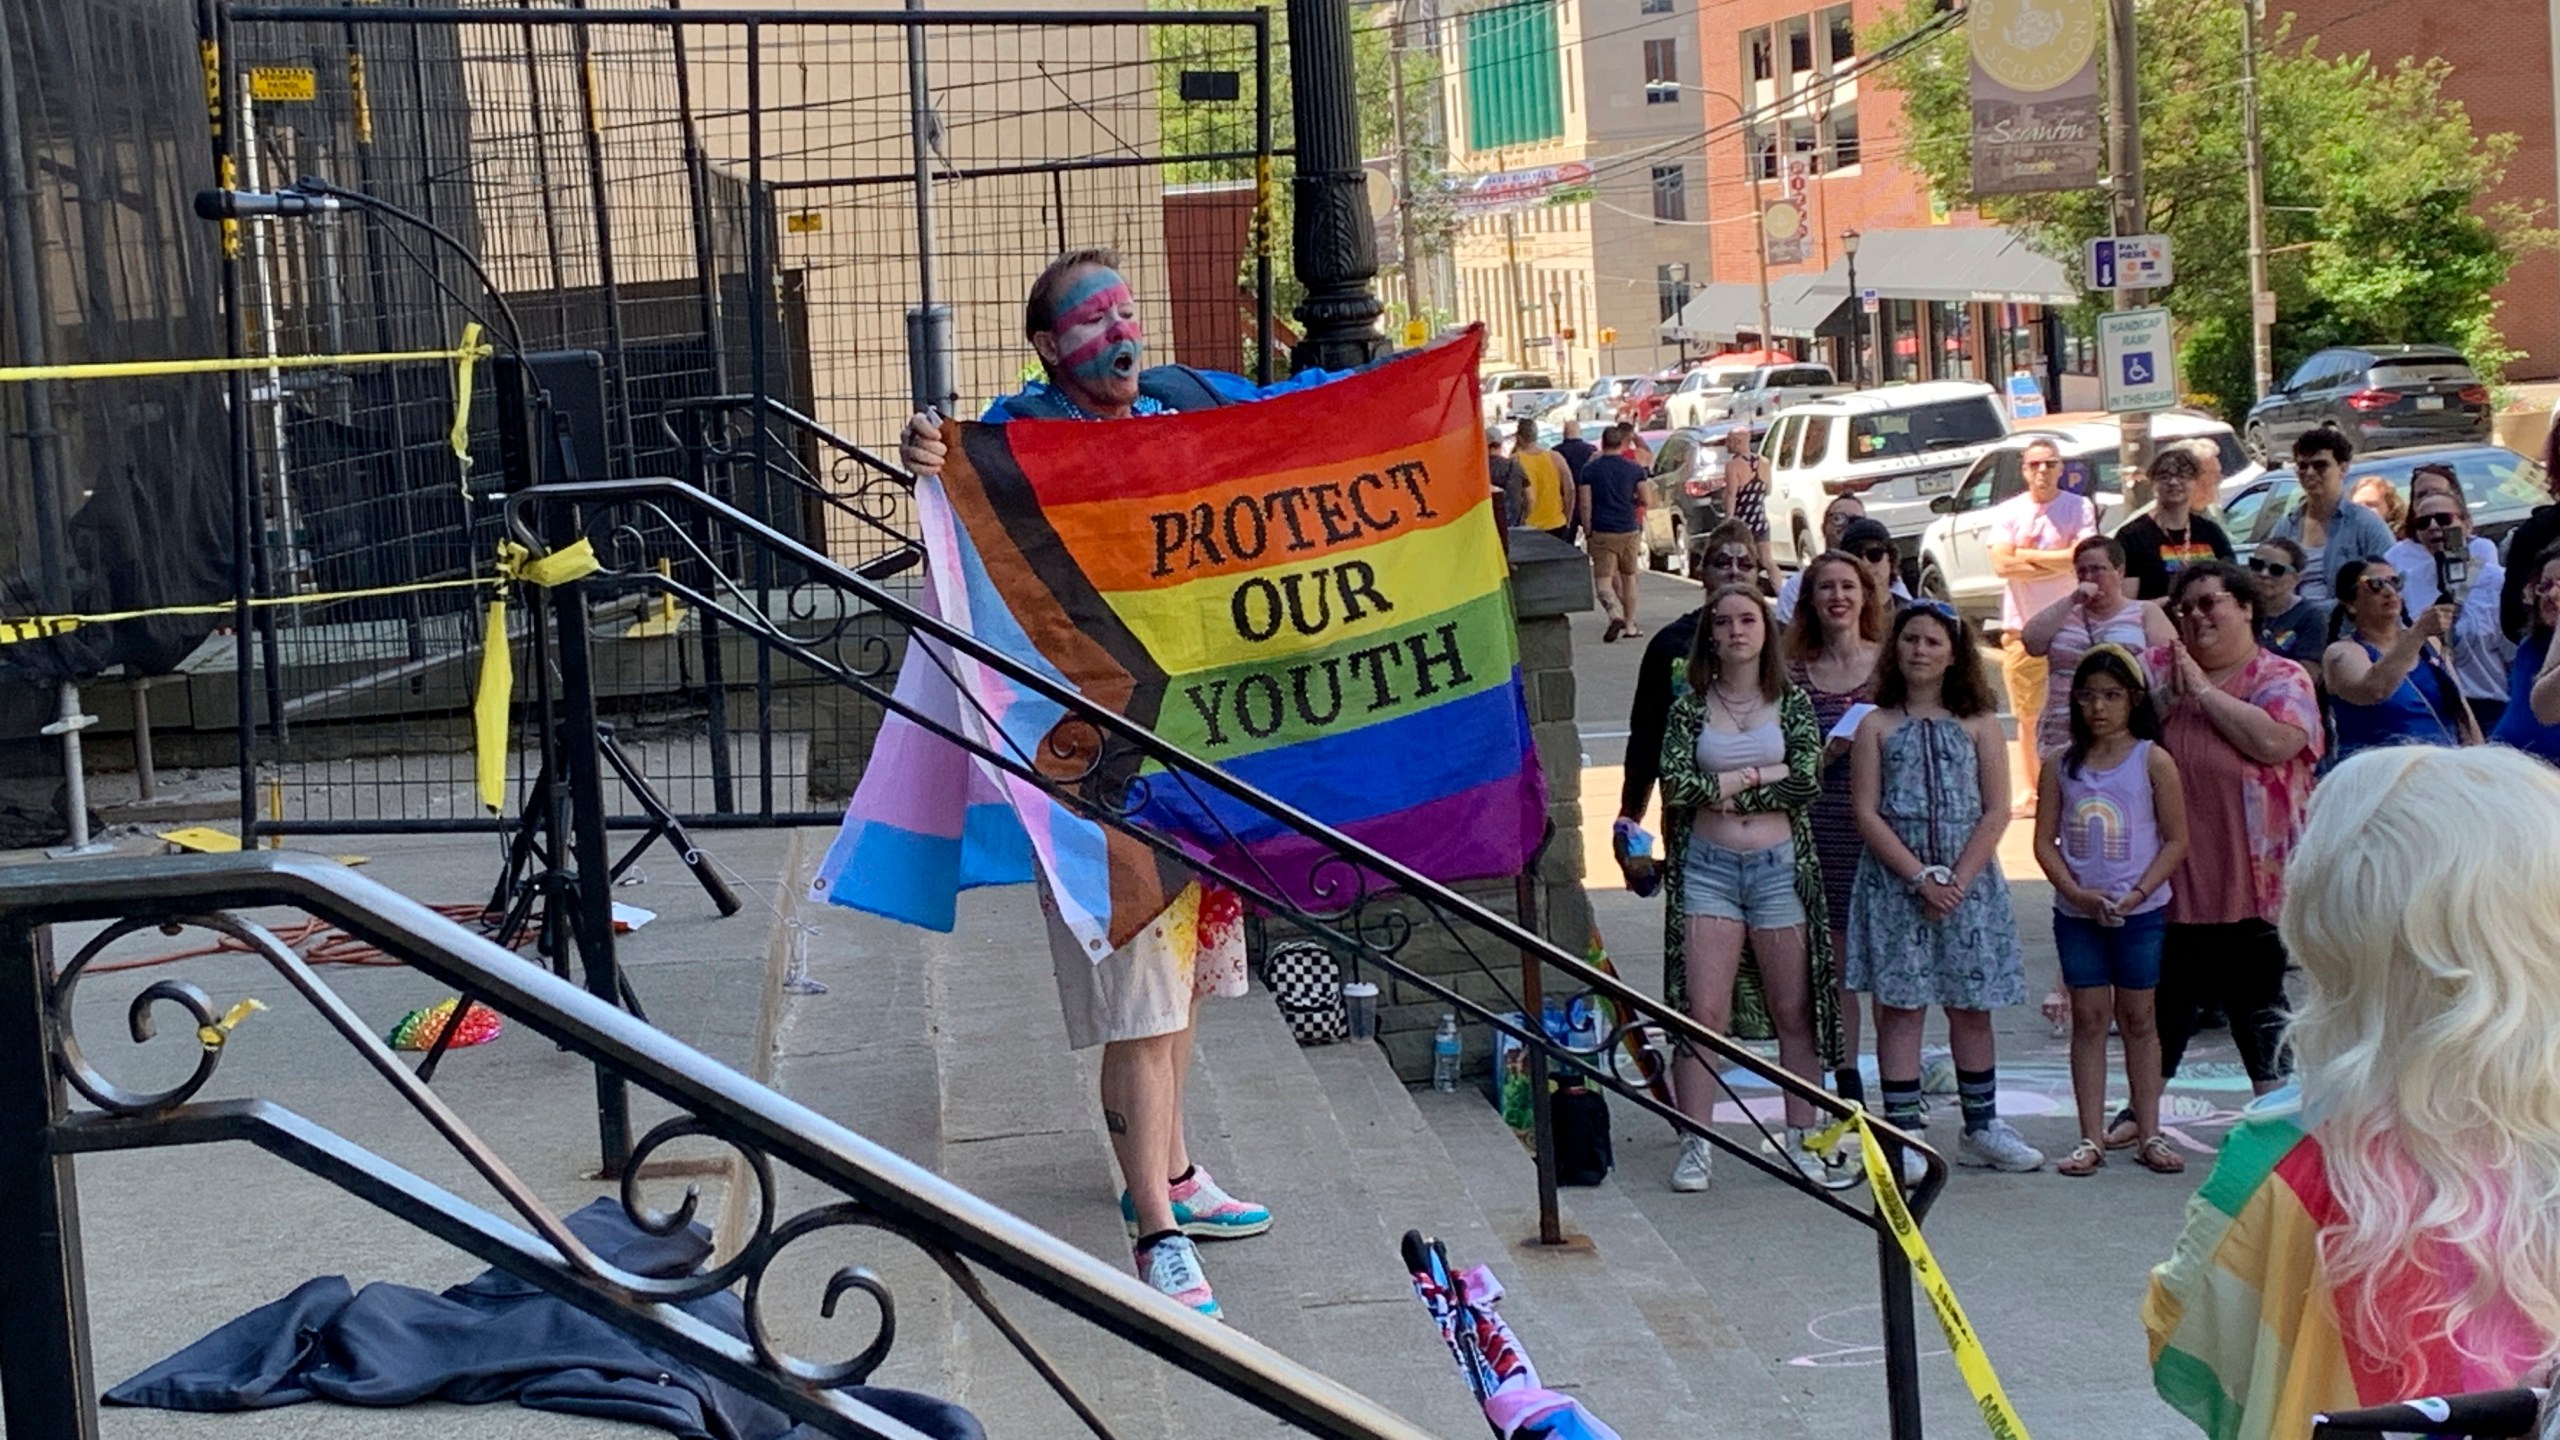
1827, 703, 1876, 743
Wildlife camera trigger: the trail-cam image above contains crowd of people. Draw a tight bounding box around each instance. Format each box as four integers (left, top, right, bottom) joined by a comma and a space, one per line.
1612, 419, 2560, 1193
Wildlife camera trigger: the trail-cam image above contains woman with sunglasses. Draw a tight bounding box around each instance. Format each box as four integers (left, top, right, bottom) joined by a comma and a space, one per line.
2385, 481, 2514, 733
2322, 558, 2479, 761
2249, 538, 2332, 672
2491, 542, 2560, 762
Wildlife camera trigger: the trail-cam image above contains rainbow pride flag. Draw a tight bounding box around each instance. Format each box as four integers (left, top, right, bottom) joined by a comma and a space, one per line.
813, 330, 1545, 956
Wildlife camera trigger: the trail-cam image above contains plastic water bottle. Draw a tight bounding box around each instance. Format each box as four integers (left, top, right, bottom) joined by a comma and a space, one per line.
1432, 1014, 1462, 1092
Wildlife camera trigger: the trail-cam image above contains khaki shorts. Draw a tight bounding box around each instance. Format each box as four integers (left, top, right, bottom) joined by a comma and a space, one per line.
1043, 880, 1249, 1050
1589, 530, 1643, 584
2001, 632, 2049, 731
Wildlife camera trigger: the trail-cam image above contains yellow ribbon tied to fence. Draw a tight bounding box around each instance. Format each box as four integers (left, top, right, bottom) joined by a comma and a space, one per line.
474, 538, 602, 812
1806, 1107, 2032, 1440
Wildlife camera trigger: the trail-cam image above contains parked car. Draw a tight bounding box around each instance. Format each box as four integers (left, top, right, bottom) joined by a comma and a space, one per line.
1723, 362, 1850, 427
1643, 423, 1750, 570
1616, 369, 1680, 432
1575, 373, 1647, 423
2217, 442, 2547, 566
1913, 414, 2258, 631
1759, 381, 2013, 571
2240, 344, 2493, 462
1480, 370, 1572, 427
1660, 364, 1759, 430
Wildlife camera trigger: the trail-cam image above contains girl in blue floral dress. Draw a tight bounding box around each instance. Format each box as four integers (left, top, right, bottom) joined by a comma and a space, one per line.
1847, 605, 2041, 1175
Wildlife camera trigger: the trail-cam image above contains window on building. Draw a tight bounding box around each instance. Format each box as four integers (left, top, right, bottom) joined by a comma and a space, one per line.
1785, 16, 1813, 74
1640, 0, 1674, 13
1746, 28, 1774, 81
1824, 4, 1857, 66
1657, 264, 1691, 323
1643, 38, 1679, 102
1827, 100, 1861, 168
1464, 1, 1565, 151
1749, 125, 1778, 181
1787, 117, 1820, 165
1651, 163, 1687, 221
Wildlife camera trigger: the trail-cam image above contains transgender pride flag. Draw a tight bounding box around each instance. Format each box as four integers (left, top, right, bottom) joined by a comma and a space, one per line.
813, 329, 1546, 958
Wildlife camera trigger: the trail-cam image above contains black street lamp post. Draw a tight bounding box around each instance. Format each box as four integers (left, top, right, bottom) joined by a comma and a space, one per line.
1841, 228, 1863, 389
1286, 0, 1389, 373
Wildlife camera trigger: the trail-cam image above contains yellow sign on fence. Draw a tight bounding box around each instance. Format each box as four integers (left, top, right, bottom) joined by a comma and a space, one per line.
785, 211, 825, 234
247, 66, 317, 102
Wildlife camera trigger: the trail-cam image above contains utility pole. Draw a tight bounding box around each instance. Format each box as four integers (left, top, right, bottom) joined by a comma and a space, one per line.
1386, 0, 1425, 328
2240, 0, 2274, 400
2106, 0, 2151, 477
1505, 209, 1529, 365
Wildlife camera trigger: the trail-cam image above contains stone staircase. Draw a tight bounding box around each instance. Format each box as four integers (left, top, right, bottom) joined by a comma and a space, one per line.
747, 840, 1854, 1440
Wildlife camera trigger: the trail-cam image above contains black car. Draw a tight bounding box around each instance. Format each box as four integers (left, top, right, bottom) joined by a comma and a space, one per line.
2241, 344, 2493, 462
1645, 423, 1748, 570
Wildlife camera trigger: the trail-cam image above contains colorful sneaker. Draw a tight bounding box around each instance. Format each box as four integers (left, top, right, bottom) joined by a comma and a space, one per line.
1957, 1119, 2047, 1173
1135, 1233, 1221, 1319
1120, 1167, 1272, 1240
1669, 1135, 1714, 1192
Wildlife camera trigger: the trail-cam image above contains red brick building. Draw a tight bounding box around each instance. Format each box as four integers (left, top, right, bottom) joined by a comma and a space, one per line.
2281, 0, 2560, 380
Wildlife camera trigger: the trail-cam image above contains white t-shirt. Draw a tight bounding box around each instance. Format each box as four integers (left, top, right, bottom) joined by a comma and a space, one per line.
1985, 489, 2098, 631
2387, 535, 2514, 701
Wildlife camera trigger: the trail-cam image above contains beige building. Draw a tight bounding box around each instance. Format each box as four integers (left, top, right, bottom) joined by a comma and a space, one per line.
1437, 0, 1707, 387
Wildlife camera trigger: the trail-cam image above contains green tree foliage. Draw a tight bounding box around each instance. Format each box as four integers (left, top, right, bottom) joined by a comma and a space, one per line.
1150, 0, 1447, 343
1867, 0, 2549, 416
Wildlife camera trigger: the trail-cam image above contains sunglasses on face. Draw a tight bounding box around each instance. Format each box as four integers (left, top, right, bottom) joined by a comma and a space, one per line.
2411, 512, 2462, 530
2300, 458, 2341, 475
2246, 558, 2294, 577
2360, 574, 2405, 595
1855, 546, 1896, 562
2172, 593, 2234, 619
2024, 458, 2062, 471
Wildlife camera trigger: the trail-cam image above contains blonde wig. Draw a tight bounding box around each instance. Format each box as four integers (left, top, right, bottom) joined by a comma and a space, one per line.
2280, 745, 2560, 1386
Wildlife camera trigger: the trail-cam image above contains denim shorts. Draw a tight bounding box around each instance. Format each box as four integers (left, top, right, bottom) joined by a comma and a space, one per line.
1681, 835, 1804, 929
2053, 908, 2168, 991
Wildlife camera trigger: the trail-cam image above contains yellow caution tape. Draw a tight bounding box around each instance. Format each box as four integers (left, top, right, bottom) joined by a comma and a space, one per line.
496, 537, 601, 589
449, 321, 482, 480
475, 595, 513, 813
0, 341, 491, 385
1808, 1108, 2031, 1440
197, 998, 267, 1051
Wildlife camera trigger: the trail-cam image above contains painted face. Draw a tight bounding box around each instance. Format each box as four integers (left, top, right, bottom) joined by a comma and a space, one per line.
1822, 503, 1863, 545
1039, 266, 1145, 400
1701, 545, 1757, 586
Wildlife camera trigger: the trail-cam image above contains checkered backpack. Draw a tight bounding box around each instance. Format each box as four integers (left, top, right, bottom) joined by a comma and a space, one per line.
1263, 940, 1348, 1046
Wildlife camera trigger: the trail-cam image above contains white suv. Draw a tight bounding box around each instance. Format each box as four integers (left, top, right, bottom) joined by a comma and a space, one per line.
1760, 382, 2012, 570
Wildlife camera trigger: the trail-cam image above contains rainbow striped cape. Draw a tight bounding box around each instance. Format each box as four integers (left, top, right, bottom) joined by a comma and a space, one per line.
2145, 1103, 2550, 1440
814, 331, 1546, 956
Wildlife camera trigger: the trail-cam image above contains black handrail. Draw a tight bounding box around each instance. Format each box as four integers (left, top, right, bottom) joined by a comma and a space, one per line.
512, 477, 1948, 1438
0, 852, 1439, 1440
666, 392, 923, 574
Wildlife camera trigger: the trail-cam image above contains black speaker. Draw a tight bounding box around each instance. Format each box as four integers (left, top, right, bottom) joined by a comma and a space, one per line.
493, 350, 610, 491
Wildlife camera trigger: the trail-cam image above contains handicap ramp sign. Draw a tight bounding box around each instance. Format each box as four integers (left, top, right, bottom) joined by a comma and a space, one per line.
2100, 307, 2176, 412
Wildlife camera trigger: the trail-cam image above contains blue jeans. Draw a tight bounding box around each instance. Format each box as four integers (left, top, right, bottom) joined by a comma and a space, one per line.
1681, 836, 1804, 929
2053, 908, 2167, 990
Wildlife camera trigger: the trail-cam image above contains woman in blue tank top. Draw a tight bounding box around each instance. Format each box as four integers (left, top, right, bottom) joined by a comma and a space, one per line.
2321, 557, 2478, 760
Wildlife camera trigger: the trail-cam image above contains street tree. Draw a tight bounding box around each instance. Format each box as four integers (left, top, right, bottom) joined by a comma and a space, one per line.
1867, 0, 2549, 415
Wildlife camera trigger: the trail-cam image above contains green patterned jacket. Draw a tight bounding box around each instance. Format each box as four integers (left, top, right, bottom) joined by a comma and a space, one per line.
1656, 682, 1845, 1070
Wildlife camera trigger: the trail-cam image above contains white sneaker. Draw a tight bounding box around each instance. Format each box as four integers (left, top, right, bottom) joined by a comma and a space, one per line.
1135, 1234, 1222, 1319
1785, 1126, 1860, 1191
1669, 1135, 1715, 1192
1957, 1119, 2046, 1173
1893, 1143, 1930, 1189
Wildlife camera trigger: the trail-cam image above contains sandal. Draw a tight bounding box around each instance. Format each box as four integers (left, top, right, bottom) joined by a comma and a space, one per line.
2057, 1139, 2106, 1177
2135, 1135, 2187, 1174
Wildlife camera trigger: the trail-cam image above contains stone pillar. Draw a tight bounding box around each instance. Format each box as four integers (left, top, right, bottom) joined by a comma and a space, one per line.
1374, 528, 1594, 1082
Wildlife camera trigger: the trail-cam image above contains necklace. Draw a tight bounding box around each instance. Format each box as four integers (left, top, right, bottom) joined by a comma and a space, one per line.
1709, 681, 1766, 719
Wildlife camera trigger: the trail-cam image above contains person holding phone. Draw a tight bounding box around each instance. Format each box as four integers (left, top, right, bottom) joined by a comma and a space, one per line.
2384, 480, 2513, 733
2322, 557, 2479, 760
